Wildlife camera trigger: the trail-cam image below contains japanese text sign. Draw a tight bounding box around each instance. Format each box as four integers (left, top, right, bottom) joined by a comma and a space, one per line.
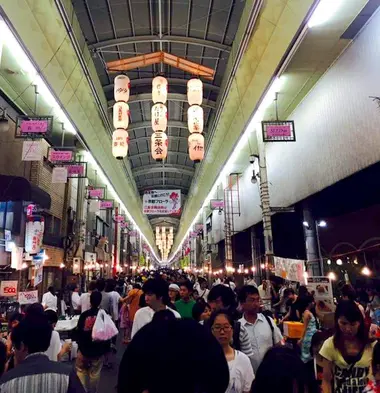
143, 190, 181, 215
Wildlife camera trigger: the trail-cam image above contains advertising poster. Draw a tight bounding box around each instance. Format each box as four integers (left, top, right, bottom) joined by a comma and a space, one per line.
143, 190, 181, 215
18, 290, 39, 305
22, 141, 42, 161
307, 277, 335, 315
274, 256, 306, 283
0, 280, 18, 297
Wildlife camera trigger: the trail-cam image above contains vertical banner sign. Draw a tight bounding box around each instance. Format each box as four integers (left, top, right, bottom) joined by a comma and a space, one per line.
34, 265, 43, 286
307, 277, 335, 315
22, 141, 42, 161
25, 220, 44, 254
143, 190, 181, 215
52, 167, 68, 184
0, 281, 18, 297
5, 229, 12, 252
11, 247, 23, 270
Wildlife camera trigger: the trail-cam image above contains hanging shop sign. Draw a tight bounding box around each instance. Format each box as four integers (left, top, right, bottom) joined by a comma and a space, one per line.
190, 231, 198, 238
0, 280, 18, 297
5, 229, 12, 252
52, 167, 68, 184
11, 247, 23, 270
274, 256, 306, 283
15, 115, 53, 138
25, 219, 44, 255
88, 187, 106, 199
100, 200, 114, 210
18, 290, 39, 305
34, 265, 43, 286
210, 200, 224, 210
113, 214, 125, 223
307, 277, 335, 315
262, 120, 296, 142
66, 162, 87, 178
120, 221, 129, 229
143, 190, 181, 215
129, 230, 137, 237
48, 149, 74, 163
22, 140, 42, 161
89, 200, 101, 213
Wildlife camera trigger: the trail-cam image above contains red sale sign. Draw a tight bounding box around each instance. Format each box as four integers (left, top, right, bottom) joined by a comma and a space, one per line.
0, 281, 18, 297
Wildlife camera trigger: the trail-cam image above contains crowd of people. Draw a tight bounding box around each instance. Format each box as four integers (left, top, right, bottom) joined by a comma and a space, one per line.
0, 269, 379, 393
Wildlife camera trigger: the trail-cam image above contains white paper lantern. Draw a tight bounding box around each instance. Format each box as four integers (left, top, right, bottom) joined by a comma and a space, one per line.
152, 76, 168, 104
113, 102, 130, 129
151, 103, 167, 132
151, 131, 168, 161
187, 78, 203, 106
25, 220, 44, 254
188, 133, 205, 162
112, 129, 129, 160
114, 74, 130, 102
187, 105, 204, 133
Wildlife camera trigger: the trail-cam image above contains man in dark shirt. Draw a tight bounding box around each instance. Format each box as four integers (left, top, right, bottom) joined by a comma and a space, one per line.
76, 291, 110, 393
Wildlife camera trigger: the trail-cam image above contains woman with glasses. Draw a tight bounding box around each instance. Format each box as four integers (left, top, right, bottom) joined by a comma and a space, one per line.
210, 310, 254, 393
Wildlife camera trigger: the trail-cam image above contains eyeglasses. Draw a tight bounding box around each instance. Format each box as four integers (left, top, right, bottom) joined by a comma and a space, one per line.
212, 325, 232, 332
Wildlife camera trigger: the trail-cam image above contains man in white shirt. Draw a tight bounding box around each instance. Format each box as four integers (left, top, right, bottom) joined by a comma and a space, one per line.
80, 281, 97, 314
71, 285, 81, 315
193, 277, 209, 302
131, 278, 180, 338
258, 280, 272, 311
238, 285, 283, 372
42, 287, 58, 312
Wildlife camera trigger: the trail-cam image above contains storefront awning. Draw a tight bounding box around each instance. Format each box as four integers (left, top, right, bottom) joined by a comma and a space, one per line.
0, 175, 51, 209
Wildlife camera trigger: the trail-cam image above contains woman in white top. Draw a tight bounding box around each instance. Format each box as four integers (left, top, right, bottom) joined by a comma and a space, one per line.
44, 310, 71, 361
211, 310, 254, 393
41, 286, 57, 312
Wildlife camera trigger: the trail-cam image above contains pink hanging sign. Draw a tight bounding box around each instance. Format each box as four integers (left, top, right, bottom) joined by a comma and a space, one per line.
266, 124, 292, 137
67, 164, 85, 176
49, 151, 73, 162
100, 201, 113, 209
210, 200, 224, 209
89, 189, 105, 198
20, 119, 48, 134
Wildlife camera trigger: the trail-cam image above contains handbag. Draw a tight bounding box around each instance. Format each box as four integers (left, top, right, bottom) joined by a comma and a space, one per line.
92, 309, 118, 341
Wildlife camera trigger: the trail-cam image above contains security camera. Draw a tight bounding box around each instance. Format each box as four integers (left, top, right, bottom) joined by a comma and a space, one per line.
251, 174, 258, 184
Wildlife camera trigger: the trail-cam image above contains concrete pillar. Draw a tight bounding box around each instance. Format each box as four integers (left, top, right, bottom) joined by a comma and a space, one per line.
303, 206, 322, 276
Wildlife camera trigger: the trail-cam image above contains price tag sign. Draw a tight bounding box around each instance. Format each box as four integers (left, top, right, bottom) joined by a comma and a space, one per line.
0, 281, 18, 297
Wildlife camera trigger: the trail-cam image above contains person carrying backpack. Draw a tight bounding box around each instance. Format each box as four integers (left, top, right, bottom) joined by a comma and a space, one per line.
208, 285, 254, 362
238, 285, 283, 372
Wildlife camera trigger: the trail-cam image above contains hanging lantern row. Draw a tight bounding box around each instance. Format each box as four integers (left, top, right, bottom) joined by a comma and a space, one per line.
112, 75, 130, 160
151, 76, 168, 161
187, 78, 204, 162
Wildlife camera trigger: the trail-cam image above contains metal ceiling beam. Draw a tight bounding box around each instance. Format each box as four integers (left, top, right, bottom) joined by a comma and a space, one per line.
89, 35, 231, 53
103, 78, 220, 93
129, 135, 187, 144
133, 164, 195, 177
127, 120, 207, 133
130, 151, 189, 160
138, 184, 189, 193
108, 93, 215, 109
150, 217, 180, 227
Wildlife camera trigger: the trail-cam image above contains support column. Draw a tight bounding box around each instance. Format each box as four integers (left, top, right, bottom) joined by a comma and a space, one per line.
303, 205, 322, 276
256, 130, 273, 280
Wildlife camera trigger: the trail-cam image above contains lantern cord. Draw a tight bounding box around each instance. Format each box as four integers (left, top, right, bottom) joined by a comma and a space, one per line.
94, 170, 97, 187
274, 92, 279, 121
33, 85, 39, 115
61, 123, 65, 147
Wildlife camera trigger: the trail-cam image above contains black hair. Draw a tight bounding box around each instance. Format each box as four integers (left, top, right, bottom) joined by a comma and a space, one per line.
118, 319, 229, 393
96, 279, 106, 292
253, 347, 311, 393
0, 341, 6, 377
237, 285, 259, 304
208, 285, 237, 309
298, 285, 308, 297
372, 341, 380, 373
152, 309, 177, 323
180, 280, 194, 293
133, 283, 142, 290
7, 312, 23, 331
88, 280, 97, 292
90, 291, 102, 308
25, 303, 44, 317
11, 315, 52, 354
333, 300, 368, 351
192, 300, 210, 322
209, 309, 234, 329
142, 279, 170, 305
341, 284, 356, 301
284, 288, 296, 297
105, 279, 117, 293
48, 286, 55, 295
310, 330, 332, 356
139, 293, 146, 308
44, 309, 58, 326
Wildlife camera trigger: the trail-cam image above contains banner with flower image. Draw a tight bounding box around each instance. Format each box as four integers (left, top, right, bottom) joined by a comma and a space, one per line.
143, 190, 181, 215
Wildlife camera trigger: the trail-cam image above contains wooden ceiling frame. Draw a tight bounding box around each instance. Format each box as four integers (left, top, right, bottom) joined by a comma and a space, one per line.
106, 51, 215, 80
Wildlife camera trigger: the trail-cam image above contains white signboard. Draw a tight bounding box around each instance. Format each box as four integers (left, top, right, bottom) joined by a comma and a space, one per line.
34, 265, 43, 286
11, 247, 23, 270
18, 290, 39, 305
85, 252, 97, 263
89, 200, 100, 213
307, 277, 335, 315
25, 220, 44, 254
143, 190, 181, 215
5, 229, 12, 252
0, 280, 18, 297
52, 167, 68, 184
274, 256, 306, 283
22, 141, 42, 161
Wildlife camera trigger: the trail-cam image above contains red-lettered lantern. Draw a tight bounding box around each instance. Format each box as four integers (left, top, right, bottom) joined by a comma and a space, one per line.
151, 131, 168, 161
151, 103, 167, 132
188, 133, 204, 162
113, 102, 129, 129
152, 76, 168, 104
187, 78, 203, 106
187, 105, 203, 133
25, 219, 44, 254
112, 129, 129, 160
114, 74, 130, 102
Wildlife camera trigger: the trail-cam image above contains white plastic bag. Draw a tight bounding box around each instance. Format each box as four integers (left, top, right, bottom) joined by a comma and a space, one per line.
92, 309, 118, 341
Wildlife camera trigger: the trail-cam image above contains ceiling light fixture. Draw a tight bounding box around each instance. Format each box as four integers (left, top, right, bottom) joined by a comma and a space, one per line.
308, 0, 344, 29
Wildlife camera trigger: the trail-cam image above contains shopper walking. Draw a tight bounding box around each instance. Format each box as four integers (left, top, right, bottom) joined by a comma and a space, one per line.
76, 291, 111, 393
80, 281, 97, 314
175, 280, 196, 319
42, 286, 58, 312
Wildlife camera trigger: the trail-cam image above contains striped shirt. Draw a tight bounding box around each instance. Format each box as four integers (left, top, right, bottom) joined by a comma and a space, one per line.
0, 353, 85, 393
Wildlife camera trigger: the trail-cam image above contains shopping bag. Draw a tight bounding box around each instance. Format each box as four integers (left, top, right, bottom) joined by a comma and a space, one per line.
92, 309, 118, 341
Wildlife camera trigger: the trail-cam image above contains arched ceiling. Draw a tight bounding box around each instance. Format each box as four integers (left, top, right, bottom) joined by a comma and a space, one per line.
71, 0, 246, 242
